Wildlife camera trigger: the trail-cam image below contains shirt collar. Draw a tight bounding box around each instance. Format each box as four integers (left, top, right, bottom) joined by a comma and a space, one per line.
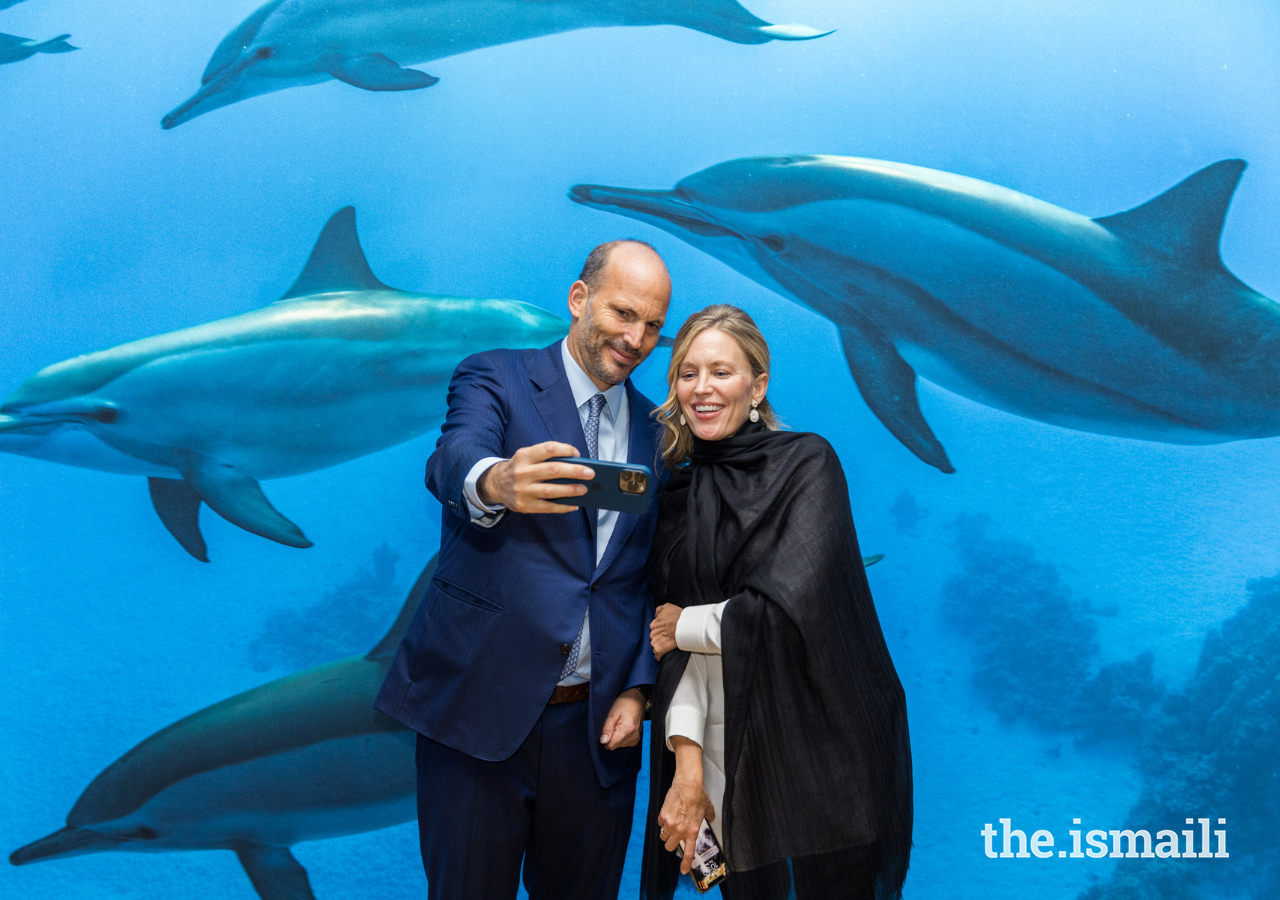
561, 339, 625, 422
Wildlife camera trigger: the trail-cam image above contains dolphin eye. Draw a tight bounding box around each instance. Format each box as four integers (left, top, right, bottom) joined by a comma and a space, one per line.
254, 47, 274, 60
88, 406, 119, 424
761, 235, 785, 252
126, 826, 158, 840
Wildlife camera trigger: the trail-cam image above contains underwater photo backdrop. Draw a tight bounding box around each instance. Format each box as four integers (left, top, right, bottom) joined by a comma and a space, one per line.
2, 0, 1279, 897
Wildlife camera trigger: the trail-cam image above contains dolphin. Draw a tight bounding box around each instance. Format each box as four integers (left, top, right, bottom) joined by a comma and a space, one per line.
9, 555, 437, 900
0, 208, 570, 559
0, 32, 75, 65
571, 155, 1280, 472
0, 1, 29, 9
162, 0, 831, 129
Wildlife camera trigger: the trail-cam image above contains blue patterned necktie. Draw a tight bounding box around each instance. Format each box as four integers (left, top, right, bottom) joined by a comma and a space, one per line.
584, 392, 606, 459
560, 393, 607, 681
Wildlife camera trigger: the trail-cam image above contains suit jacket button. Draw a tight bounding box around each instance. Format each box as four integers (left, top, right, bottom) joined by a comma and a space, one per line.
560, 643, 572, 655
591, 581, 600, 591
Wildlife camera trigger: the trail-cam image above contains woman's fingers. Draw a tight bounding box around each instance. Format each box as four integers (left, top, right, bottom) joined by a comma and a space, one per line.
676, 818, 702, 874
650, 604, 680, 660
659, 780, 712, 874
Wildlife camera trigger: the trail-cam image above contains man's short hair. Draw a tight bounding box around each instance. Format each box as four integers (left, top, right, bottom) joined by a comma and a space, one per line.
577, 239, 659, 295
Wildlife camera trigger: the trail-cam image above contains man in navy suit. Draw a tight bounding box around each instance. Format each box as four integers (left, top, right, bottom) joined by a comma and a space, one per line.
376, 240, 672, 900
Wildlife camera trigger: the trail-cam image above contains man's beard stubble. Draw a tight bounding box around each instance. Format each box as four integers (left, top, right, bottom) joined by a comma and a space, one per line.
577, 298, 641, 386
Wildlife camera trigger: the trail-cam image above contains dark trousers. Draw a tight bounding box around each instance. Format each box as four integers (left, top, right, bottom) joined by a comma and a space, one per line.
415, 699, 636, 900
718, 843, 877, 900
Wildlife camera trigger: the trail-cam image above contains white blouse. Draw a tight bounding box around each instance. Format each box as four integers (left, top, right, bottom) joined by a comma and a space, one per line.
664, 601, 730, 845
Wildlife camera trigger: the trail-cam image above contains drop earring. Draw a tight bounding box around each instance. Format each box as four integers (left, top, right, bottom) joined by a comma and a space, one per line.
679, 413, 686, 426
749, 400, 760, 423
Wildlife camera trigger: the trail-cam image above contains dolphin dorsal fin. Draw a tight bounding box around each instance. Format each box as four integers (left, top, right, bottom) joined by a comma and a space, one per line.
1094, 159, 1246, 267
366, 554, 439, 660
280, 206, 391, 300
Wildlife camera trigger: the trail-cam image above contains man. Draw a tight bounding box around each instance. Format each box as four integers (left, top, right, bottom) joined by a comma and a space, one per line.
376, 240, 672, 899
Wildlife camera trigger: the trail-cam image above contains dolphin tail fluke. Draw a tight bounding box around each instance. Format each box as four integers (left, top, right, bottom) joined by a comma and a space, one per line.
34, 34, 77, 54
756, 24, 836, 41
10, 826, 124, 865
320, 53, 438, 92
1094, 159, 1246, 268
233, 843, 316, 900
666, 0, 832, 44
183, 461, 312, 549
836, 322, 955, 474
367, 553, 440, 660
148, 477, 210, 562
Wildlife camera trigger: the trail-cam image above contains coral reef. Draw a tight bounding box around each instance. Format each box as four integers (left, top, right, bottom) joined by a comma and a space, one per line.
1082, 573, 1280, 900
942, 514, 1162, 743
247, 542, 402, 672
889, 489, 928, 536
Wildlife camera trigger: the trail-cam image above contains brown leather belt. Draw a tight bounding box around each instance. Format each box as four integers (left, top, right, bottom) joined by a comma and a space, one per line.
549, 682, 590, 705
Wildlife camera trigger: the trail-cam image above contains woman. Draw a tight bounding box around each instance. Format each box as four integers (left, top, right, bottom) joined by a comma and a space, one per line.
642, 305, 912, 900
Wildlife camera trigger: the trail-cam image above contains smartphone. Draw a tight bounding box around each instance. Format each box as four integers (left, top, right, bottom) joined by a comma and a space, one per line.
674, 819, 728, 893
547, 457, 653, 515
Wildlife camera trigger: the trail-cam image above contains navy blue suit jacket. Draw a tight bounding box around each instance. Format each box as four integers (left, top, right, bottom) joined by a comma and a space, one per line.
376, 341, 663, 788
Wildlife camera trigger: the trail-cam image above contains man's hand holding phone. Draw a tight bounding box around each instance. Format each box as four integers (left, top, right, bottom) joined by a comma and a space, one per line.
477, 441, 593, 514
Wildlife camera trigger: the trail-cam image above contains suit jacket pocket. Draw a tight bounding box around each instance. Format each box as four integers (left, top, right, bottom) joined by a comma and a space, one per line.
431, 576, 505, 613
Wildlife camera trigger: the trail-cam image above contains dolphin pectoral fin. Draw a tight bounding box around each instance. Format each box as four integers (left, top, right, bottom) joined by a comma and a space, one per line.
837, 323, 954, 473
1094, 159, 1246, 267
148, 477, 210, 562
862, 554, 884, 567
756, 24, 835, 40
281, 207, 391, 300
321, 53, 439, 92
233, 843, 316, 900
183, 461, 312, 549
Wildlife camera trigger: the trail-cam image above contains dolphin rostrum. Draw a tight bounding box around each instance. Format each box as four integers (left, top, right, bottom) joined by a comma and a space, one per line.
571, 155, 1280, 472
162, 0, 831, 129
9, 555, 437, 900
0, 208, 570, 559
0, 32, 76, 66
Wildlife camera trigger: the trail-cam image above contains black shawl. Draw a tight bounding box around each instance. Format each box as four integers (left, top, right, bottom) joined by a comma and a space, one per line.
641, 422, 912, 900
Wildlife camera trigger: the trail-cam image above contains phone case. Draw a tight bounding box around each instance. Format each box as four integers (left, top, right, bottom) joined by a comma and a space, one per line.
546, 457, 653, 515
674, 819, 728, 893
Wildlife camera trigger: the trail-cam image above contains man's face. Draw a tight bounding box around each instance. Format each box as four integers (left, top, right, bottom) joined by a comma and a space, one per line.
568, 246, 671, 387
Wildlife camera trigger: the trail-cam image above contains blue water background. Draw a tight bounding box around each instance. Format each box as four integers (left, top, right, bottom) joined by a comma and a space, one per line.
3, 0, 1280, 897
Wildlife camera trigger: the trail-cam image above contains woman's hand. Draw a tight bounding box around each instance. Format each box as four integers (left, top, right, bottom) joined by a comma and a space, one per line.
659, 737, 715, 874
650, 603, 682, 661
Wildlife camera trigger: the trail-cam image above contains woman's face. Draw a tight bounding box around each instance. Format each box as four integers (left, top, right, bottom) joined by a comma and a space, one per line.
675, 328, 768, 442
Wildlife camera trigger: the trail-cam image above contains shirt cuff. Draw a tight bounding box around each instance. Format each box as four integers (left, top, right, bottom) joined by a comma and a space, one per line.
665, 705, 706, 751
674, 601, 728, 654
464, 456, 507, 524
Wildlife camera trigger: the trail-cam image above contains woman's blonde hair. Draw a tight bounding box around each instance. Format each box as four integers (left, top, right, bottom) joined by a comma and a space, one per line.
655, 304, 779, 469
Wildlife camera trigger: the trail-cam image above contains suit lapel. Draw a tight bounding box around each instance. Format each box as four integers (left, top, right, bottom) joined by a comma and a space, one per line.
594, 380, 657, 577
528, 343, 596, 542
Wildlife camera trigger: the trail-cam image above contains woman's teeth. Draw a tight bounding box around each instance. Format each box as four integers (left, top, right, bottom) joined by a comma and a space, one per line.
695, 405, 722, 413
